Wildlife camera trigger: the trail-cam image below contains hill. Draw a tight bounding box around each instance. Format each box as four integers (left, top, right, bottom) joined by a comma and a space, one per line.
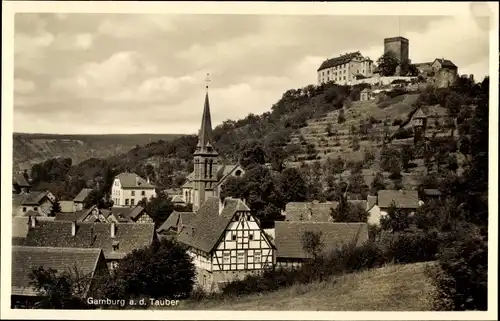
171, 262, 435, 311
12, 133, 184, 173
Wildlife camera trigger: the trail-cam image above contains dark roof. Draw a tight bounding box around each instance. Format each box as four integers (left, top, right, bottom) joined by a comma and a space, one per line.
55, 209, 90, 222
11, 246, 104, 297
384, 36, 409, 43
109, 206, 147, 221
434, 58, 457, 69
177, 197, 251, 253
157, 211, 195, 233
73, 188, 93, 203
275, 222, 369, 259
195, 92, 216, 153
377, 190, 419, 208
317, 52, 362, 71
13, 174, 30, 187
116, 172, 155, 189
23, 221, 155, 260
20, 191, 50, 206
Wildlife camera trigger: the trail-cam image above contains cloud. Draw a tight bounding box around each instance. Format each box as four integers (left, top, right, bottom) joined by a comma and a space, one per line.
14, 78, 36, 94
12, 13, 492, 135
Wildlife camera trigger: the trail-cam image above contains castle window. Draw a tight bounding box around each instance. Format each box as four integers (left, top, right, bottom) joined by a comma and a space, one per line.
209, 160, 213, 178
131, 191, 135, 196
125, 199, 129, 206
131, 199, 135, 206
23, 207, 27, 212
141, 191, 145, 196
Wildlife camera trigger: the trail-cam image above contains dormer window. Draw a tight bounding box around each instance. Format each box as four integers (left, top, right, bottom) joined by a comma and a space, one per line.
112, 240, 119, 251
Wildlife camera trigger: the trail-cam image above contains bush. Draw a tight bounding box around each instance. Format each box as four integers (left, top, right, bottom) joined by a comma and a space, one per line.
384, 230, 441, 264
392, 118, 403, 126
427, 226, 487, 311
393, 128, 413, 140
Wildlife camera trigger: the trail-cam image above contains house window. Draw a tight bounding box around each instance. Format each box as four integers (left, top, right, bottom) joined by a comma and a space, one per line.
131, 191, 135, 196
110, 261, 119, 271
141, 191, 145, 196
231, 233, 237, 241
34, 207, 38, 212
125, 199, 129, 206
223, 251, 230, 264
131, 199, 135, 206
237, 251, 245, 263
254, 251, 261, 263
249, 233, 254, 240
23, 207, 27, 212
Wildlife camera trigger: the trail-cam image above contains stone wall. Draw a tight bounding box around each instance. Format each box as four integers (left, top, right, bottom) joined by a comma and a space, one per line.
195, 267, 265, 293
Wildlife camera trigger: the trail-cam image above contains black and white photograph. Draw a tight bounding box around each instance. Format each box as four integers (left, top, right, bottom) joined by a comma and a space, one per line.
1, 1, 498, 319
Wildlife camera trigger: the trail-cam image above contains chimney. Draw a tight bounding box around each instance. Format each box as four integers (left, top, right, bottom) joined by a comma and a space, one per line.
110, 222, 116, 238
71, 221, 76, 236
367, 195, 377, 211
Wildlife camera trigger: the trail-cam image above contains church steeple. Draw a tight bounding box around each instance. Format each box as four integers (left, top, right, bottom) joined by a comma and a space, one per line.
193, 73, 218, 213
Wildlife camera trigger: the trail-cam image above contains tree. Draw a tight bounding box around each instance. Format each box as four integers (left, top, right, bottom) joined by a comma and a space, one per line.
277, 168, 307, 205
302, 231, 324, 260
370, 172, 386, 195
239, 140, 266, 169
337, 109, 346, 124
380, 202, 412, 233
363, 148, 376, 167
50, 199, 62, 216
142, 191, 175, 227
263, 131, 288, 172
28, 266, 89, 309
102, 238, 196, 300
376, 52, 399, 76
400, 145, 414, 171
330, 192, 368, 223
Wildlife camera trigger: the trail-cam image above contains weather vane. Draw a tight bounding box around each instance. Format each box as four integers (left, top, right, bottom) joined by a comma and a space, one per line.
205, 73, 211, 92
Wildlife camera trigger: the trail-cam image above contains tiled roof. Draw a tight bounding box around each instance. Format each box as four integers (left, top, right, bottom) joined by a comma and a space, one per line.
116, 172, 155, 189
13, 174, 30, 187
275, 222, 369, 259
11, 246, 104, 297
19, 191, 50, 206
177, 197, 251, 253
157, 211, 195, 233
109, 206, 147, 221
434, 58, 457, 69
59, 201, 75, 213
318, 52, 362, 71
24, 209, 41, 217
54, 209, 90, 222
73, 188, 93, 203
23, 221, 155, 260
377, 190, 419, 209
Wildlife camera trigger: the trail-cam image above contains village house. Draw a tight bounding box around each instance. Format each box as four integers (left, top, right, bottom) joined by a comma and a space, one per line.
317, 51, 374, 86
108, 205, 153, 223
59, 200, 76, 213
11, 246, 108, 308
284, 200, 368, 223
12, 191, 54, 217
111, 172, 156, 207
367, 190, 421, 225
175, 88, 275, 292
22, 220, 156, 271
359, 88, 372, 101
274, 221, 369, 268
431, 58, 458, 88
73, 188, 94, 211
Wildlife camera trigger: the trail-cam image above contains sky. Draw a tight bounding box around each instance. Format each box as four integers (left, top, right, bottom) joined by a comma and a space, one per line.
13, 12, 492, 135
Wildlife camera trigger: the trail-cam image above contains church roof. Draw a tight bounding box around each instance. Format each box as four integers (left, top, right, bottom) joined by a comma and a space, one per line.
177, 197, 251, 253
196, 92, 217, 154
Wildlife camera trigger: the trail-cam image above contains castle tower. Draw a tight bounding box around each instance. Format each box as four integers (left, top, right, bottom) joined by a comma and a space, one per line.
384, 36, 409, 63
193, 75, 219, 213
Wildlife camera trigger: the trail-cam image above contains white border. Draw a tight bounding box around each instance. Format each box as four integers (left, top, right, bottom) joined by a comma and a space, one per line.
1, 2, 498, 320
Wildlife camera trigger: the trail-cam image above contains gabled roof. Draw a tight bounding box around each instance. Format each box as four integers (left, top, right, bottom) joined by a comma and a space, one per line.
109, 206, 147, 221
13, 174, 30, 187
433, 58, 457, 69
11, 246, 104, 297
116, 173, 155, 189
23, 221, 155, 260
318, 52, 362, 71
275, 222, 369, 259
177, 197, 251, 253
377, 190, 419, 209
20, 191, 51, 206
171, 195, 185, 203
55, 208, 92, 222
73, 188, 93, 203
413, 108, 427, 119
157, 211, 195, 233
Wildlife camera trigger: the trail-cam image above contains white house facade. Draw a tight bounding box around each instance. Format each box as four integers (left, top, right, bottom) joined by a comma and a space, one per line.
111, 173, 156, 207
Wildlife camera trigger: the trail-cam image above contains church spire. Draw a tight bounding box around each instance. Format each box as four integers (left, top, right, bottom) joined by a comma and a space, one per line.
197, 73, 213, 152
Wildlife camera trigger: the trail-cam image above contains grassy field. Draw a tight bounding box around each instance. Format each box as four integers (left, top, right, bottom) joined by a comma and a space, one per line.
172, 262, 436, 311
